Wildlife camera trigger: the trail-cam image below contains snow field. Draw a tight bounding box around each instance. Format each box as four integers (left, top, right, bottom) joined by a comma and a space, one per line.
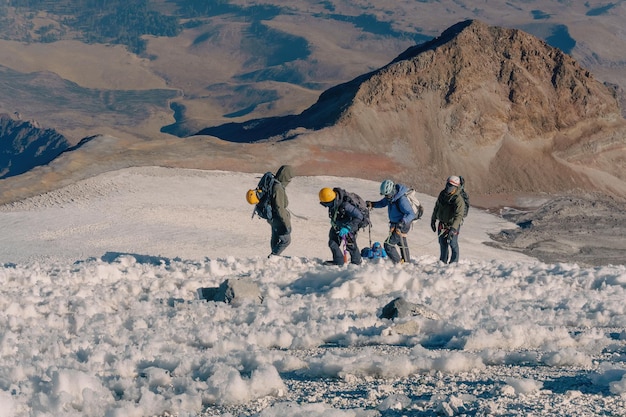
0, 167, 625, 416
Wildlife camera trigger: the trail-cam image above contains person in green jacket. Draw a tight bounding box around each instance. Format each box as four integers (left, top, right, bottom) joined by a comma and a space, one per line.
431, 176, 466, 263
269, 165, 294, 257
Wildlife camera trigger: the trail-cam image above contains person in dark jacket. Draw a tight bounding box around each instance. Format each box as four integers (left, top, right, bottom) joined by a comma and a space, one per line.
269, 165, 294, 257
319, 187, 364, 266
431, 175, 466, 263
366, 180, 416, 263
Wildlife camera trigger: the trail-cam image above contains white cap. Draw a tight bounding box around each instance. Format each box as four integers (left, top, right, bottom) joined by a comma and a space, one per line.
446, 176, 461, 187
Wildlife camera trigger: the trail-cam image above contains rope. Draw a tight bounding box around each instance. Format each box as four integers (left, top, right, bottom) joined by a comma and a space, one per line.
410, 228, 453, 249
288, 209, 309, 220
411, 234, 441, 249
342, 235, 348, 264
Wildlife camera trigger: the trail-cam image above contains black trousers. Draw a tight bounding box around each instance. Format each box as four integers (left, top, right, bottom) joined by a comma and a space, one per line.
328, 229, 361, 266
438, 224, 460, 263
385, 229, 410, 263
270, 221, 291, 255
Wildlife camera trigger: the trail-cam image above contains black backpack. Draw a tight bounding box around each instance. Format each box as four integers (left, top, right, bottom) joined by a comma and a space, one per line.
340, 189, 371, 230
459, 176, 470, 218
251, 172, 278, 221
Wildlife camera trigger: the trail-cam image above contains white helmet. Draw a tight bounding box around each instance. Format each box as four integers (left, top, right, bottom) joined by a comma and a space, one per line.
380, 179, 395, 196
446, 176, 461, 187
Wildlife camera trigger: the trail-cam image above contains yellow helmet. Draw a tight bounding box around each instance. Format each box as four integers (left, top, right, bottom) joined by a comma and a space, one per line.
246, 189, 259, 205
319, 187, 336, 203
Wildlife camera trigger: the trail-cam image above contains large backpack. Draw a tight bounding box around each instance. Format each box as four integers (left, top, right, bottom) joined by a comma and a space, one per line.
459, 176, 470, 218
251, 172, 278, 221
340, 189, 371, 230
404, 189, 424, 221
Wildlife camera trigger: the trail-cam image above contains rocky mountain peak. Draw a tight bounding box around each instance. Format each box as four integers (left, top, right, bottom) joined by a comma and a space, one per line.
349, 19, 620, 138
294, 20, 626, 201
196, 20, 625, 203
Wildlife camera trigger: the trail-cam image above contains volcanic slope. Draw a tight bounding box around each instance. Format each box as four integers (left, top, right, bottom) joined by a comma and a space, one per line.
196, 20, 626, 204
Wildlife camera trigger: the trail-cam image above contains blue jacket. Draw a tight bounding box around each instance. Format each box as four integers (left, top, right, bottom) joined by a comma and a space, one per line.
361, 242, 387, 259
368, 247, 387, 259
372, 183, 416, 226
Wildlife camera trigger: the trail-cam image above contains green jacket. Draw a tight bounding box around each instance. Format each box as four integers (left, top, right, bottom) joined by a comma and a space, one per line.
272, 165, 294, 232
431, 189, 465, 230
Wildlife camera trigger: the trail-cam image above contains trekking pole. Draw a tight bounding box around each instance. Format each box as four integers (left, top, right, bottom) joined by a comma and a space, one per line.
368, 222, 372, 247
342, 235, 349, 264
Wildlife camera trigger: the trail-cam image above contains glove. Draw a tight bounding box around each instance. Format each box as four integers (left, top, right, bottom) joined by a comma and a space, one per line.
366, 201, 373, 209
339, 227, 350, 237
449, 228, 458, 236
398, 221, 408, 233
430, 219, 437, 233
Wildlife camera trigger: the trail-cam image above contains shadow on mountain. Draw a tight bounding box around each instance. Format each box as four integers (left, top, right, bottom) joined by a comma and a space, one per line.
193, 69, 373, 141
586, 3, 618, 16
519, 23, 576, 54
100, 251, 173, 266
0, 113, 71, 179
191, 21, 473, 142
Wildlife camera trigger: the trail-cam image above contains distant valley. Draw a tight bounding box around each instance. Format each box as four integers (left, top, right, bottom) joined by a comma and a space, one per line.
0, 1, 624, 208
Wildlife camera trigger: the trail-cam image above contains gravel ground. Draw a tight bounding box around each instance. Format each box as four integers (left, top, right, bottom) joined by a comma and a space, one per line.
487, 194, 626, 267
198, 344, 626, 417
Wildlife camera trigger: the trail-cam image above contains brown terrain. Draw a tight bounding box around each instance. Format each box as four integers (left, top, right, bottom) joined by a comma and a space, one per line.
192, 20, 625, 202
2, 20, 624, 203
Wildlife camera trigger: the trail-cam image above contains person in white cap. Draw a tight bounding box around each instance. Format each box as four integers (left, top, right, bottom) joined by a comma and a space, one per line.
430, 176, 466, 263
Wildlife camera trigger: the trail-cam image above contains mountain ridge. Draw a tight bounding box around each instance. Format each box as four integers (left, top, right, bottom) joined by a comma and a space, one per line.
195, 20, 626, 201
0, 20, 624, 209
0, 113, 71, 179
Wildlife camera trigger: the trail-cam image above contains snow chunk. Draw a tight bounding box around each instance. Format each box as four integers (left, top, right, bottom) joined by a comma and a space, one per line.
204, 363, 286, 405
504, 377, 543, 395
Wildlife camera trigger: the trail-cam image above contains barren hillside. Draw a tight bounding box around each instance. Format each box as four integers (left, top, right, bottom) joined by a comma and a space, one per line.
195, 20, 626, 203
0, 19, 624, 211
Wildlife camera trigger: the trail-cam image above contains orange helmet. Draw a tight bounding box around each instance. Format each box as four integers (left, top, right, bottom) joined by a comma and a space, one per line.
319, 188, 336, 203
246, 189, 260, 205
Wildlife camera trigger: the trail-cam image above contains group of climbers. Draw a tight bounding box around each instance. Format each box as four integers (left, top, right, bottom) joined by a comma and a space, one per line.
247, 165, 467, 265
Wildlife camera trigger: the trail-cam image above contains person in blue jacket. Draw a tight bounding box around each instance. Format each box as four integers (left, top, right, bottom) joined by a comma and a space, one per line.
367, 180, 416, 263
361, 241, 388, 260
